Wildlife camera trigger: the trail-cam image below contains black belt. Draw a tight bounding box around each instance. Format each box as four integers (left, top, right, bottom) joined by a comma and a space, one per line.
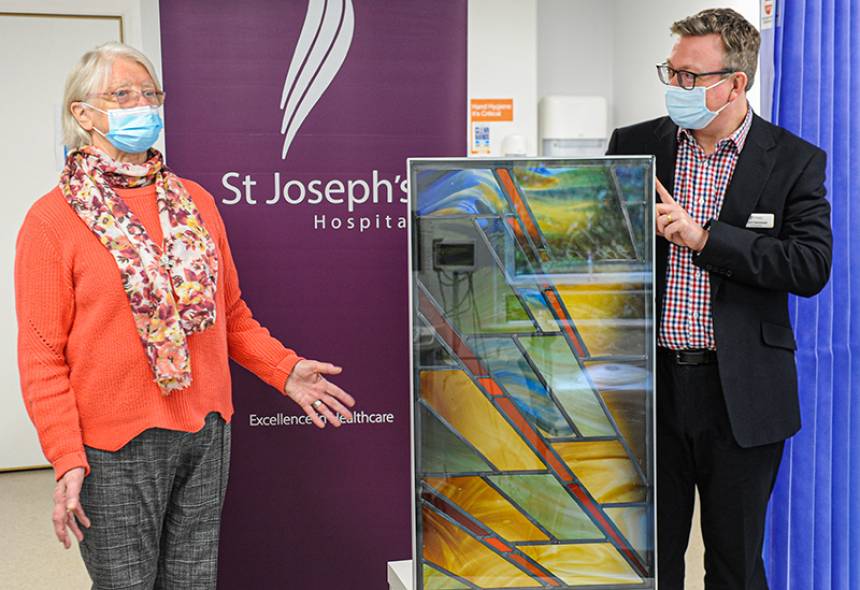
660, 348, 717, 365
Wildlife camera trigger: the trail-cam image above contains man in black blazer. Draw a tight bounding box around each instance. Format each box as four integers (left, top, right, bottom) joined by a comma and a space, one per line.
606, 9, 832, 589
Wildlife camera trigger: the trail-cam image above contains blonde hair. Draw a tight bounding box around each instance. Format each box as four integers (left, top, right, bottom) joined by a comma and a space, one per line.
62, 42, 161, 148
671, 8, 761, 91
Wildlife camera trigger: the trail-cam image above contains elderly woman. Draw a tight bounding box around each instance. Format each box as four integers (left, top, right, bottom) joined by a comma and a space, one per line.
15, 42, 355, 588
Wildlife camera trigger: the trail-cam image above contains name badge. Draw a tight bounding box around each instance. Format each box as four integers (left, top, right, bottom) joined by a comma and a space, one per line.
746, 213, 775, 229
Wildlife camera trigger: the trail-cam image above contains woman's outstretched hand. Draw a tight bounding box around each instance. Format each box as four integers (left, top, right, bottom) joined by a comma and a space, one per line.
284, 360, 355, 428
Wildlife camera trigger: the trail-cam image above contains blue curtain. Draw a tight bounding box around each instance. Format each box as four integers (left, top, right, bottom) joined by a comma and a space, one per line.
764, 1, 860, 589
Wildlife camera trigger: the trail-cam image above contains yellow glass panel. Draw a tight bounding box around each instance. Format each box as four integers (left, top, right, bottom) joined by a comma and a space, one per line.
519, 543, 642, 586
420, 370, 544, 470
425, 476, 549, 542
553, 441, 645, 503
422, 506, 542, 588
555, 283, 646, 356
423, 564, 469, 589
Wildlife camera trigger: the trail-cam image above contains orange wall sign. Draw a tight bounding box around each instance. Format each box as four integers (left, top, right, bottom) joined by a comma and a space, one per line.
470, 99, 514, 122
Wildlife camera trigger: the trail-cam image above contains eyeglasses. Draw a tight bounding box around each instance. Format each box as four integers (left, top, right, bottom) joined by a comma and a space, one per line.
87, 88, 165, 107
656, 62, 733, 90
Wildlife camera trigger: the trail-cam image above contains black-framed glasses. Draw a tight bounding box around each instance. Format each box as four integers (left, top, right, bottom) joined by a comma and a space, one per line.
656, 62, 733, 90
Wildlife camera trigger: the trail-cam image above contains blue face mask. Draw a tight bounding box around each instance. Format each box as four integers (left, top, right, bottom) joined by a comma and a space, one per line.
84, 103, 163, 153
664, 77, 732, 130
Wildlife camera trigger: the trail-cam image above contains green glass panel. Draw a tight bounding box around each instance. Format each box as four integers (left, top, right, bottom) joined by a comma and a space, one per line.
489, 474, 602, 540
417, 218, 537, 335
467, 337, 574, 437
519, 335, 615, 436
420, 405, 492, 474
423, 565, 470, 590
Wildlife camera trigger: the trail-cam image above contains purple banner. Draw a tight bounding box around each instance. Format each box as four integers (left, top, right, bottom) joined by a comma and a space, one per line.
159, 1, 466, 588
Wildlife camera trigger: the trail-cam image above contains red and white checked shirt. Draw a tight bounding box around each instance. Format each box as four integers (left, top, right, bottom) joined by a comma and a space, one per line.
658, 106, 754, 350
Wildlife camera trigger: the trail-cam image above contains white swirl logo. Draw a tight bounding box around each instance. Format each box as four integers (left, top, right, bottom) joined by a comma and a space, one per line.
280, 0, 355, 159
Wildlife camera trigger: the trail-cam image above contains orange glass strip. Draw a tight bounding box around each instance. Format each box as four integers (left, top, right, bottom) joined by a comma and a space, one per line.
508, 553, 561, 585
422, 506, 542, 588
555, 283, 646, 357
422, 490, 489, 537
567, 483, 647, 576
519, 543, 642, 586
542, 289, 587, 357
418, 290, 486, 376
506, 217, 536, 262
496, 168, 540, 243
507, 216, 524, 239
421, 371, 544, 471
425, 479, 560, 585
485, 537, 511, 552
479, 377, 504, 397
494, 398, 540, 446
492, 397, 646, 576
494, 397, 573, 483
554, 441, 646, 504
605, 506, 649, 564
425, 476, 549, 543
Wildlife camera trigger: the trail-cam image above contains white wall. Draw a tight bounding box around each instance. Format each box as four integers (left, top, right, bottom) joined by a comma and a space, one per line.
611, 0, 760, 128
468, 0, 538, 156
537, 0, 615, 123
534, 0, 760, 133
0, 0, 163, 85
0, 0, 162, 471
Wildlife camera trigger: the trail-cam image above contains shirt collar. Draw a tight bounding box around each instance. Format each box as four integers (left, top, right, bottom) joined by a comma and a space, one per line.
677, 103, 754, 153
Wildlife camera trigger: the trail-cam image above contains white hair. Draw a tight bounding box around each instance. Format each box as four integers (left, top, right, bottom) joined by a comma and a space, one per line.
62, 42, 161, 149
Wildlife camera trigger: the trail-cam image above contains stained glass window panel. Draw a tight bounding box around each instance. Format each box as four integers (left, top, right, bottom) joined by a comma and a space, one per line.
412, 158, 655, 589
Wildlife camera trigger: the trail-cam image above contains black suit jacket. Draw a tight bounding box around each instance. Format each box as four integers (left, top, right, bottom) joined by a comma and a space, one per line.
607, 114, 832, 447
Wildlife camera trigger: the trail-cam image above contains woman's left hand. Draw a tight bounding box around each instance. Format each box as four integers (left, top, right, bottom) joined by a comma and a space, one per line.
53, 467, 90, 549
284, 359, 355, 428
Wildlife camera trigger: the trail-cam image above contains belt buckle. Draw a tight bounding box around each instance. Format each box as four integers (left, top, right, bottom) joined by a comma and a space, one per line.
674, 350, 692, 365
674, 350, 705, 366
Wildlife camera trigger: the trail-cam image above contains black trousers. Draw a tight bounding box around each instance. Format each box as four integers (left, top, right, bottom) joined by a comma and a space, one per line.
657, 349, 784, 590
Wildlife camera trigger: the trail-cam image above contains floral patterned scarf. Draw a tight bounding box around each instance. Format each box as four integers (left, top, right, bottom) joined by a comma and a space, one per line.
60, 146, 218, 394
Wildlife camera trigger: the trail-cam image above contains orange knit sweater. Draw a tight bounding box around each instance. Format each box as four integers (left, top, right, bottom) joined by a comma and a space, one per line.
15, 179, 301, 480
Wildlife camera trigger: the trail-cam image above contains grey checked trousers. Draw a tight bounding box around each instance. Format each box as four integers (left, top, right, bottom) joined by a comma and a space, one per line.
78, 412, 231, 590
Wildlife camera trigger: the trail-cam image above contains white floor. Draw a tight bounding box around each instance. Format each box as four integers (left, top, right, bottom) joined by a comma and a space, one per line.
686, 496, 707, 590
0, 469, 91, 589
1, 469, 706, 589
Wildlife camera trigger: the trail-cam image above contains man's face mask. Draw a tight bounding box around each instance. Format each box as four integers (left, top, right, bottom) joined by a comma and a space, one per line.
664, 76, 733, 130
